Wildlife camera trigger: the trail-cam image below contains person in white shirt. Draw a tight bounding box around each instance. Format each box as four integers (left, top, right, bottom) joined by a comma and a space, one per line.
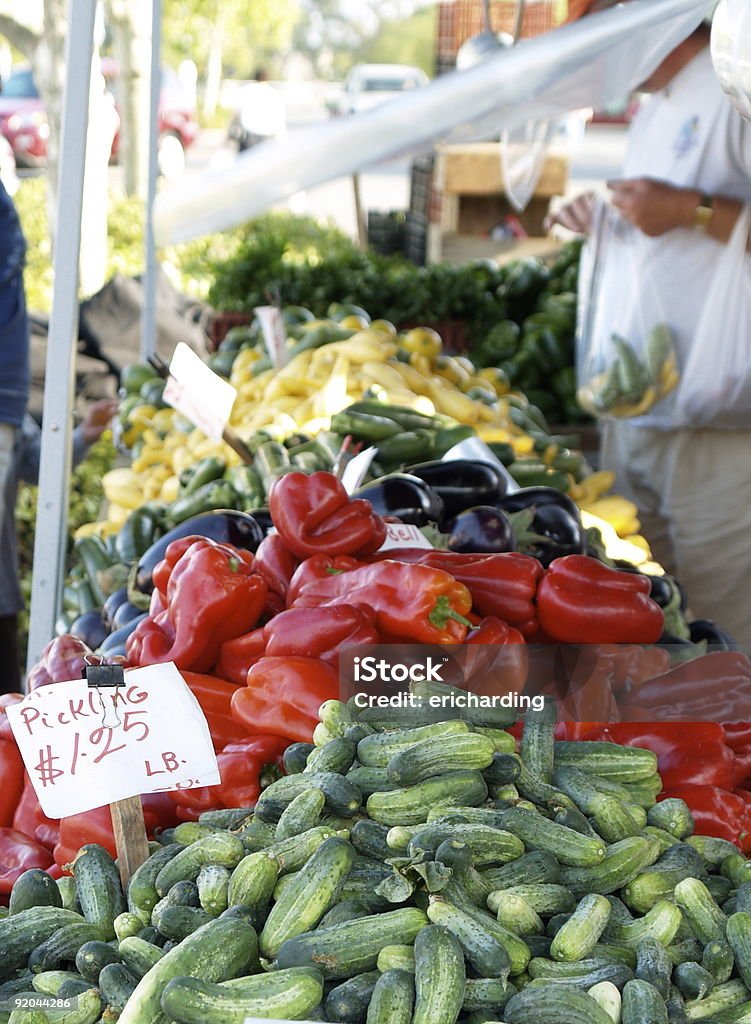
551, 12, 751, 640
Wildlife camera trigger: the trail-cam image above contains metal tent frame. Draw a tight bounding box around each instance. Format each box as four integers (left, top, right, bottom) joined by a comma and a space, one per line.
25, 0, 708, 672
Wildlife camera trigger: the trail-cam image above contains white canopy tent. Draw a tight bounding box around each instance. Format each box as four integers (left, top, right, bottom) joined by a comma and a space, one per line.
26, 0, 709, 670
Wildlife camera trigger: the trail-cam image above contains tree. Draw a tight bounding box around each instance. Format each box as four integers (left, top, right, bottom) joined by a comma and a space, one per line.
357, 6, 436, 76
161, 0, 300, 118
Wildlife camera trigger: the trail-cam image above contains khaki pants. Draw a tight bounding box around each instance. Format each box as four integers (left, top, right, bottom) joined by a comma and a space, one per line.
0, 422, 14, 534
600, 422, 751, 644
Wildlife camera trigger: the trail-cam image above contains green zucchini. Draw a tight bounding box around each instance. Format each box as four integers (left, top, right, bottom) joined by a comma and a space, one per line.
495, 807, 607, 868
71, 844, 125, 940
622, 979, 669, 1024
9, 870, 63, 916
551, 895, 611, 962
324, 970, 380, 1023
154, 834, 245, 896
413, 924, 466, 1024
366, 771, 488, 826
116, 917, 259, 1024
504, 983, 614, 1023
276, 908, 428, 980
259, 837, 355, 958
275, 788, 325, 840
427, 896, 512, 978
160, 967, 324, 1024
367, 968, 414, 1024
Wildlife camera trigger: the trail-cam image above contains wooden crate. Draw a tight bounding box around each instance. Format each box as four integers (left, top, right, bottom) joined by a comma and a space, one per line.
439, 144, 569, 198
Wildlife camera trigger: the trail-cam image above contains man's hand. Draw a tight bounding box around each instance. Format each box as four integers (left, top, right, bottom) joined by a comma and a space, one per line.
545, 192, 597, 235
608, 178, 700, 237
80, 398, 118, 444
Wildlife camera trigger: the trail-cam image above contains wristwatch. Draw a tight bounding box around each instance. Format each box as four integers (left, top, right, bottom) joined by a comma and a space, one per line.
693, 193, 714, 232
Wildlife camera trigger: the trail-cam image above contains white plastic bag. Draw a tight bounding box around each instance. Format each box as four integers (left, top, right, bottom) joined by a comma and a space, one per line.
576, 202, 679, 419
500, 119, 557, 213
675, 206, 751, 428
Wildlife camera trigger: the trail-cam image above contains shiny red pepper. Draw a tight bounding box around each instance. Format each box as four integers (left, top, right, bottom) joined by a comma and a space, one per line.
0, 828, 53, 894
628, 652, 751, 721
0, 694, 22, 742
26, 635, 96, 690
286, 555, 361, 607
536, 555, 664, 644
126, 537, 268, 673
0, 739, 24, 830
231, 656, 340, 744
365, 549, 543, 636
216, 629, 266, 687
464, 617, 528, 696
180, 672, 248, 751
269, 471, 386, 558
263, 604, 379, 668
254, 533, 300, 601
13, 776, 60, 850
294, 559, 473, 644
167, 734, 288, 813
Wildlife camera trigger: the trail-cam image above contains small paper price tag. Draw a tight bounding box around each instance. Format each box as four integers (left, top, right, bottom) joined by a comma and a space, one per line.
341, 446, 377, 495
254, 306, 289, 369
163, 342, 237, 442
378, 522, 434, 551
442, 437, 520, 492
6, 664, 220, 818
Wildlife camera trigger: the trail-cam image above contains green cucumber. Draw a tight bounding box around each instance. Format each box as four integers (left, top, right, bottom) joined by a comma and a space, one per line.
259, 837, 355, 958
674, 878, 728, 945
492, 893, 544, 936
31, 971, 83, 996
377, 945, 415, 973
387, 732, 495, 785
75, 938, 123, 982
71, 844, 125, 940
116, 917, 258, 1024
266, 826, 350, 874
504, 983, 614, 1023
154, 834, 245, 896
367, 771, 488, 826
588, 980, 622, 1023
283, 742, 315, 775
488, 884, 575, 917
561, 836, 661, 897
604, 900, 683, 949
635, 935, 672, 998
117, 936, 165, 979
520, 697, 557, 784
648, 800, 694, 840
127, 845, 187, 917
687, 836, 740, 869
275, 788, 325, 841
99, 962, 139, 1013
495, 807, 607, 868
622, 979, 669, 1024
255, 772, 362, 823
351, 820, 391, 861
481, 850, 561, 889
427, 896, 512, 978
550, 895, 611, 962
319, 901, 371, 929
413, 924, 466, 1024
305, 738, 357, 775
357, 721, 470, 768
196, 866, 230, 917
227, 850, 279, 926
463, 976, 516, 1013
9, 870, 63, 916
160, 967, 324, 1024
276, 908, 428, 980
704, 940, 735, 985
345, 766, 398, 796
683, 980, 751, 1020
55, 878, 79, 914
367, 968, 414, 1024
114, 911, 145, 941
409, 822, 524, 866
324, 970, 380, 1023
29, 922, 105, 973
554, 742, 658, 782
727, 913, 751, 990
674, 962, 714, 1001
151, 904, 213, 942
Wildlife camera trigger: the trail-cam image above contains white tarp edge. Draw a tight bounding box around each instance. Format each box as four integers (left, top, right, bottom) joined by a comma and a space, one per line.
154, 0, 709, 246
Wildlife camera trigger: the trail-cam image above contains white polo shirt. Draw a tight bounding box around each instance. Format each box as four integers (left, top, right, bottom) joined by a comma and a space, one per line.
602, 45, 751, 427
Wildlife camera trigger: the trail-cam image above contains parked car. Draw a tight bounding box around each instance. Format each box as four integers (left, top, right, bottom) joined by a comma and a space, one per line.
0, 63, 198, 176
333, 64, 429, 116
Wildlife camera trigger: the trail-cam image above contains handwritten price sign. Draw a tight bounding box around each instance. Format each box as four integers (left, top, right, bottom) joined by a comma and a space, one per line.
6, 663, 220, 818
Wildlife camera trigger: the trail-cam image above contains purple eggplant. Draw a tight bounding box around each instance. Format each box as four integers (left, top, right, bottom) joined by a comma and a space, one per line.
102, 587, 129, 631
498, 487, 584, 567
97, 613, 148, 656
355, 474, 444, 527
132, 510, 265, 595
408, 459, 508, 520
689, 619, 737, 651
111, 601, 145, 632
446, 506, 515, 554
246, 508, 273, 534
69, 610, 108, 650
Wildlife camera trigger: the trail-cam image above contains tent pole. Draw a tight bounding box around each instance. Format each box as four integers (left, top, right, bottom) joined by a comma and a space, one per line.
141, 0, 161, 360
26, 0, 97, 675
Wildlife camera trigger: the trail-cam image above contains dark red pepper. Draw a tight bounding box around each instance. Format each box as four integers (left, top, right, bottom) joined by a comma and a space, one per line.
216, 629, 266, 687
254, 533, 300, 601
286, 555, 362, 607
0, 828, 53, 894
26, 635, 96, 690
262, 604, 379, 668
167, 734, 287, 813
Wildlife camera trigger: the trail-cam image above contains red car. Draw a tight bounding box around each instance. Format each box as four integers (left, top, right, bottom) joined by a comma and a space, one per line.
0, 63, 198, 176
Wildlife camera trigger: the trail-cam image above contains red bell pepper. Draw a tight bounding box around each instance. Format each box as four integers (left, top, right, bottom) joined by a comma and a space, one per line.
180, 672, 248, 751
724, 723, 751, 751
13, 776, 61, 850
463, 617, 528, 696
0, 694, 22, 742
582, 722, 738, 790
628, 652, 751, 721
231, 656, 340, 744
286, 555, 362, 607
269, 471, 386, 558
263, 604, 379, 668
293, 560, 473, 644
167, 734, 287, 813
0, 739, 24, 830
366, 550, 543, 637
0, 828, 53, 894
216, 629, 266, 686
126, 537, 268, 673
26, 635, 96, 690
662, 786, 751, 852
536, 556, 664, 644
253, 533, 300, 601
